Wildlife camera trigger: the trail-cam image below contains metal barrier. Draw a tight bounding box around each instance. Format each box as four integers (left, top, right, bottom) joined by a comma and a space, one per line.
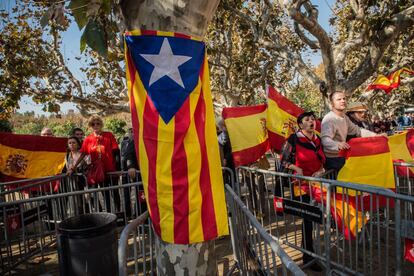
394, 161, 414, 196
0, 172, 146, 275
226, 184, 305, 275
118, 211, 154, 276
237, 166, 414, 275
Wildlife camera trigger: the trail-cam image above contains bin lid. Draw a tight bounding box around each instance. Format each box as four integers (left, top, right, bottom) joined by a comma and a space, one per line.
58, 212, 117, 238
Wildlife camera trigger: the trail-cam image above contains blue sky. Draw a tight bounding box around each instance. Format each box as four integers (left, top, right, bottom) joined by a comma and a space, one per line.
15, 0, 335, 115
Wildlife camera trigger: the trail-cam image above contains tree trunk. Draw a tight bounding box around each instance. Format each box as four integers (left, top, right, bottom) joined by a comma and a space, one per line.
118, 1, 221, 274
155, 234, 217, 275
119, 0, 220, 38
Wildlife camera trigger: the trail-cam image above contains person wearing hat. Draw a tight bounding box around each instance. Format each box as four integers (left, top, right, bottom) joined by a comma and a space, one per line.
346, 102, 371, 140
346, 102, 370, 129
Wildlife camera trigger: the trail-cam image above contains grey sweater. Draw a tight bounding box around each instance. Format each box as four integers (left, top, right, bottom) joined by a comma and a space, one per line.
321, 111, 376, 157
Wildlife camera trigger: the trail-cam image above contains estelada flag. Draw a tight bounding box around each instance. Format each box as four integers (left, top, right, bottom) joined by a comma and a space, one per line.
125, 30, 228, 244
367, 67, 414, 94
338, 136, 395, 194
222, 105, 269, 166
0, 133, 66, 182
266, 86, 321, 152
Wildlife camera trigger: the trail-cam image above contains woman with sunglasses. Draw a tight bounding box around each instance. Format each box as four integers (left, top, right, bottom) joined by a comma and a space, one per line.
68, 115, 121, 211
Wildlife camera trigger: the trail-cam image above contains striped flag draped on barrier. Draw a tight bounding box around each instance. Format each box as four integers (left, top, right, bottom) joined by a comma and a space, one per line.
222, 104, 269, 166
389, 129, 414, 176
335, 137, 396, 239
124, 30, 228, 244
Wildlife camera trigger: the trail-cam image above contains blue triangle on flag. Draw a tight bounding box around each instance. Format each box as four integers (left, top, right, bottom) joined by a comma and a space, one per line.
126, 35, 205, 123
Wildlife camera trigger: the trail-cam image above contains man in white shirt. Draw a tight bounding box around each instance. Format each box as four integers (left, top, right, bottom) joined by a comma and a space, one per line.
321, 91, 378, 171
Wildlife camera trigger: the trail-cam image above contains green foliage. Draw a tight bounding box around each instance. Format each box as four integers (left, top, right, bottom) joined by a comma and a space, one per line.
0, 120, 12, 132
105, 118, 127, 140
14, 121, 45, 135
81, 20, 108, 57
49, 121, 78, 137
68, 0, 88, 30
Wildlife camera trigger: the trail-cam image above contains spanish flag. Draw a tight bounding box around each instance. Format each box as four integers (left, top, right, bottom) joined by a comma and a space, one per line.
388, 129, 414, 176
367, 67, 414, 94
0, 133, 66, 181
338, 136, 395, 193
388, 129, 414, 161
222, 105, 269, 166
266, 86, 320, 152
125, 30, 228, 244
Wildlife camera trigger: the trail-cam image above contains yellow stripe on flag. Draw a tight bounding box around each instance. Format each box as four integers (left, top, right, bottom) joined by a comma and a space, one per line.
266, 98, 297, 138
0, 144, 65, 179
388, 131, 413, 161
185, 84, 204, 243
225, 111, 268, 152
156, 116, 175, 242
338, 152, 395, 196
131, 71, 151, 217
202, 59, 229, 237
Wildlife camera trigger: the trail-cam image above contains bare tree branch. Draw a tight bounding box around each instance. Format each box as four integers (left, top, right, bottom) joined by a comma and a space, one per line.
287, 0, 336, 93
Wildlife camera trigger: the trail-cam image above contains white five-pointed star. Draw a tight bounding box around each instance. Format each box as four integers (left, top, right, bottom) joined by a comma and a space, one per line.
140, 38, 192, 88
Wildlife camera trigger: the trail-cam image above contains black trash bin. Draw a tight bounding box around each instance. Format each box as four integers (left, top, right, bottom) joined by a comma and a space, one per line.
57, 212, 118, 276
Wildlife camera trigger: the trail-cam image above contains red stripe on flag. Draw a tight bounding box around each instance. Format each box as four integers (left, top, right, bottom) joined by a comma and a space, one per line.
268, 130, 286, 153
172, 99, 191, 244
232, 140, 270, 167
0, 133, 67, 152
367, 84, 394, 94
174, 32, 192, 39
141, 30, 158, 36
407, 129, 414, 158
195, 89, 218, 241
142, 97, 161, 236
338, 136, 389, 158
267, 86, 303, 117
222, 104, 267, 119
126, 50, 140, 159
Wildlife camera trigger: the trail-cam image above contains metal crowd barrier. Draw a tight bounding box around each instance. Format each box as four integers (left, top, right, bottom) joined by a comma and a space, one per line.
0, 171, 146, 275
226, 184, 305, 275
394, 161, 414, 196
237, 166, 414, 275
118, 211, 154, 276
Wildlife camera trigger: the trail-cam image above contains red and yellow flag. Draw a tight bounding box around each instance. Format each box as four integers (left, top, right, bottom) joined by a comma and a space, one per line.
0, 133, 66, 181
367, 67, 414, 94
388, 129, 414, 161
222, 105, 269, 167
266, 86, 320, 152
338, 136, 395, 193
125, 30, 228, 244
388, 129, 414, 176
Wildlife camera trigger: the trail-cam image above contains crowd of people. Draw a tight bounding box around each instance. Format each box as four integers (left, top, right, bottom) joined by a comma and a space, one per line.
3, 90, 411, 271
34, 115, 142, 215
217, 91, 411, 271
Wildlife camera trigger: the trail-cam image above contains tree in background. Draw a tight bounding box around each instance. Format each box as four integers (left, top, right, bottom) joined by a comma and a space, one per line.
10, 112, 129, 138
1, 0, 413, 116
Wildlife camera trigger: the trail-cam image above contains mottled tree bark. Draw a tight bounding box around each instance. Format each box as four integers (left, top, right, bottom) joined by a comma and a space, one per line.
118, 1, 221, 275
118, 0, 219, 38
155, 234, 217, 275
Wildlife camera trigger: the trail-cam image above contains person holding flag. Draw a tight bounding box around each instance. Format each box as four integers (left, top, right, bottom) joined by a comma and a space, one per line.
321, 91, 379, 171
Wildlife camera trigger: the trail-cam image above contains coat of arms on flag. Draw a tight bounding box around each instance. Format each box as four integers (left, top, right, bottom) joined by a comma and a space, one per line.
124, 30, 228, 244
